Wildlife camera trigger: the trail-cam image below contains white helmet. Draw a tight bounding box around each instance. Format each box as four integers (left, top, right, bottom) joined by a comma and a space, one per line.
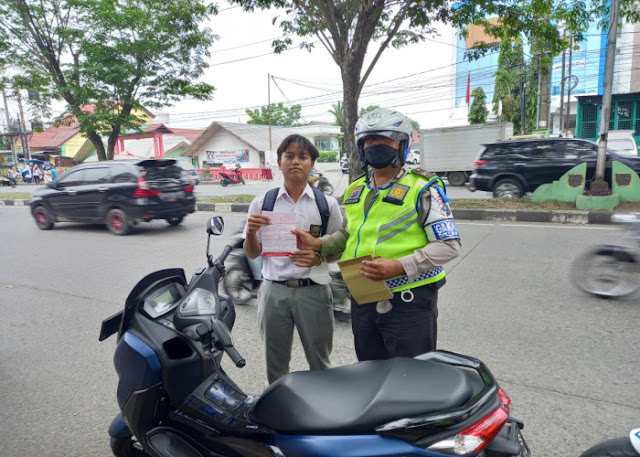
355, 108, 413, 166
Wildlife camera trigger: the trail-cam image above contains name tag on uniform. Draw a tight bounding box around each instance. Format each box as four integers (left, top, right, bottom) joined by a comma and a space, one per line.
309, 224, 322, 238
382, 183, 410, 205
345, 186, 364, 204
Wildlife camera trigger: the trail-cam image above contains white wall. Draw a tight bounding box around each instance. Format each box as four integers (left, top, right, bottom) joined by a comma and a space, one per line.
196, 130, 261, 168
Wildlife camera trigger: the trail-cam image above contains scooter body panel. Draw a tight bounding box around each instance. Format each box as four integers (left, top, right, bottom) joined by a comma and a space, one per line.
114, 331, 162, 410
274, 435, 439, 457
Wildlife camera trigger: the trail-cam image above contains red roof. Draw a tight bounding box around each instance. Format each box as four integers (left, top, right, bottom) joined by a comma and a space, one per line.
29, 124, 79, 149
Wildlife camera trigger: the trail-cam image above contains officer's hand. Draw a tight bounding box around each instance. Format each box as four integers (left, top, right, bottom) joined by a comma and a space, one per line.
291, 228, 322, 251
360, 258, 405, 280
246, 214, 271, 235
290, 250, 320, 268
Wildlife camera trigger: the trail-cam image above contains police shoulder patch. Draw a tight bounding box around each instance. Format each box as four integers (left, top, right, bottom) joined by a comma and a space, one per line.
411, 168, 436, 180
344, 185, 364, 204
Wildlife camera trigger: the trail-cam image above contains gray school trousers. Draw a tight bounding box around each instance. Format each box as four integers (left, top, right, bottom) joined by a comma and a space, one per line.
257, 280, 334, 385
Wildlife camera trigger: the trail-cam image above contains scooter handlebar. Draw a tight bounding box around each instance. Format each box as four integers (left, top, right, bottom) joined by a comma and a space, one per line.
214, 245, 233, 266
225, 345, 246, 368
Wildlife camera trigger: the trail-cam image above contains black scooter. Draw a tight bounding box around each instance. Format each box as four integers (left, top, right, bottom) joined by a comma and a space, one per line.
100, 217, 530, 457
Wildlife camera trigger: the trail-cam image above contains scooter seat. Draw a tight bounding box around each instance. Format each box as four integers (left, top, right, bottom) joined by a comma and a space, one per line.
249, 357, 473, 435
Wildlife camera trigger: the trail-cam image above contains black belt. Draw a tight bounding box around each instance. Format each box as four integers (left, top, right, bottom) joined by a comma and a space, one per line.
268, 278, 319, 288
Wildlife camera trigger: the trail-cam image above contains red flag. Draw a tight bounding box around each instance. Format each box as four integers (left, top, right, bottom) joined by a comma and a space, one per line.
465, 72, 471, 105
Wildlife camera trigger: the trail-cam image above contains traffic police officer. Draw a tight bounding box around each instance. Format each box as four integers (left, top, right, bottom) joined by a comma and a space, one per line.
294, 108, 461, 361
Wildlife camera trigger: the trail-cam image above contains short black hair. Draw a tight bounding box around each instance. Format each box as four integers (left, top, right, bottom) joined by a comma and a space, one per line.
277, 134, 319, 162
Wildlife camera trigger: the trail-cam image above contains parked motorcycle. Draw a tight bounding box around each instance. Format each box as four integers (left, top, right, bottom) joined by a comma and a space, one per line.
570, 213, 640, 298
219, 167, 245, 187
100, 216, 530, 457
580, 428, 640, 457
223, 230, 351, 320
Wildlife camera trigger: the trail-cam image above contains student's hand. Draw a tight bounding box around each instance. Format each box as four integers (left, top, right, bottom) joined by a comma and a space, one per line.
290, 250, 321, 268
291, 228, 322, 251
360, 258, 405, 280
246, 214, 271, 235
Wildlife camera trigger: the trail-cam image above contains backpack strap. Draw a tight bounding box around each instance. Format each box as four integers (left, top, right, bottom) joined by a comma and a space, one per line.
261, 188, 280, 212
262, 187, 330, 236
311, 187, 330, 236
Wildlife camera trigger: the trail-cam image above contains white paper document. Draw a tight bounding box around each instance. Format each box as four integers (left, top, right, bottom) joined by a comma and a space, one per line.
260, 211, 297, 257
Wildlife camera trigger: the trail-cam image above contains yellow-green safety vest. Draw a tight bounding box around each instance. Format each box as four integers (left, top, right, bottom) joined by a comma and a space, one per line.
343, 172, 446, 293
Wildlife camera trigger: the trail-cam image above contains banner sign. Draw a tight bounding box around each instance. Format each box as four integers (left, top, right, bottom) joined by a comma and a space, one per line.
206, 149, 249, 164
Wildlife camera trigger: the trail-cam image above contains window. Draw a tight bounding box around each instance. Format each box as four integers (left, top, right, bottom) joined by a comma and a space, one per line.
56, 170, 85, 187
83, 167, 110, 184
561, 141, 598, 159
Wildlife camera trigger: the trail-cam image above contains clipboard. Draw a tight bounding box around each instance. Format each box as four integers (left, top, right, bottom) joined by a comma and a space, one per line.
338, 255, 393, 305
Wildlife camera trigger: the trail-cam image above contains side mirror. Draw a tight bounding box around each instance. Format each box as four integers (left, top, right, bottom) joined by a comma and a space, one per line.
207, 217, 224, 236
47, 182, 57, 189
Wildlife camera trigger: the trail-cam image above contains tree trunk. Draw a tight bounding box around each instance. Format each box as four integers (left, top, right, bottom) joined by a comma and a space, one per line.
86, 130, 107, 161
341, 63, 365, 183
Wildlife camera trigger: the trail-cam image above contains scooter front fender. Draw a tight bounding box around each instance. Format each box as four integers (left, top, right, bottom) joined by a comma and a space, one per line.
108, 412, 133, 438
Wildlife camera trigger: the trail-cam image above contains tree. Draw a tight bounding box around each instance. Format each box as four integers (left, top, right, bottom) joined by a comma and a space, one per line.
0, 0, 216, 161
230, 0, 636, 180
246, 103, 303, 126
469, 87, 489, 124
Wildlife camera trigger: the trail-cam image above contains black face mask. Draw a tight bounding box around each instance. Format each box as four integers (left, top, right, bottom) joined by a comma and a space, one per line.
364, 144, 400, 169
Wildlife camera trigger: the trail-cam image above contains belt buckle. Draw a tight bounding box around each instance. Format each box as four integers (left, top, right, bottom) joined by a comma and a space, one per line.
286, 279, 301, 288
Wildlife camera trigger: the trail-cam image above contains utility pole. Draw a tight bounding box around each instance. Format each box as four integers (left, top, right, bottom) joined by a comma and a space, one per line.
520, 63, 527, 135
16, 88, 30, 160
558, 29, 567, 135
593, 0, 620, 189
565, 35, 574, 137
267, 73, 272, 152
1, 83, 17, 167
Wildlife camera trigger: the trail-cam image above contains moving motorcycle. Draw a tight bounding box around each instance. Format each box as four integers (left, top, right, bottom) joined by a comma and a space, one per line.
100, 216, 530, 457
222, 230, 351, 319
309, 171, 334, 195
219, 167, 245, 187
580, 428, 640, 457
570, 213, 640, 298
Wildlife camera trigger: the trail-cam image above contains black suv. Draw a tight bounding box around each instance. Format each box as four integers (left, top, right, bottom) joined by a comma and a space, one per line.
31, 159, 196, 235
467, 138, 640, 198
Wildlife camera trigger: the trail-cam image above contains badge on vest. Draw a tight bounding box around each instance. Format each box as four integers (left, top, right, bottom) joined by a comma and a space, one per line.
345, 185, 364, 204
382, 183, 410, 205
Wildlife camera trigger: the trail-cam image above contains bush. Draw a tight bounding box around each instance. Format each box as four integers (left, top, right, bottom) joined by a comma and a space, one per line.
317, 150, 338, 163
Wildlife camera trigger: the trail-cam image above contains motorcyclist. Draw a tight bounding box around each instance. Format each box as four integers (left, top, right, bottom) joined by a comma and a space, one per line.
294, 107, 461, 361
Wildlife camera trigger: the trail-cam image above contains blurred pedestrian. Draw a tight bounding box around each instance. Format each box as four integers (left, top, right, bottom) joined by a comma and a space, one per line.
7, 167, 17, 187
20, 163, 31, 183
33, 164, 41, 184
51, 166, 59, 181
43, 166, 53, 184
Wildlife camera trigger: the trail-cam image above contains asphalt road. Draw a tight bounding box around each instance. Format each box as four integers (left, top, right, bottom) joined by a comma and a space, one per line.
0, 162, 495, 199
1, 207, 638, 457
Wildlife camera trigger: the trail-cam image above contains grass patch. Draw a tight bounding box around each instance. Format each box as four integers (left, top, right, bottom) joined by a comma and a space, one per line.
1, 192, 32, 200
451, 197, 640, 212
197, 194, 256, 204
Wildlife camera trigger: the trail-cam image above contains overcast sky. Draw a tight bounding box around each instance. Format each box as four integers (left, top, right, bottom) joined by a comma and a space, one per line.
164, 5, 460, 130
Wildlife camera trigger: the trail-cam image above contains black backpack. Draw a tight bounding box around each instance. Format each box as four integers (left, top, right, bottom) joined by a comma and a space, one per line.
261, 187, 331, 236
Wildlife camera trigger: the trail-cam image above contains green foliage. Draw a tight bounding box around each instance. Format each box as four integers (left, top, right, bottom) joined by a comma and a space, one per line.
317, 150, 338, 163
246, 103, 303, 126
0, 0, 216, 160
469, 87, 489, 125
229, 0, 633, 180
329, 101, 344, 129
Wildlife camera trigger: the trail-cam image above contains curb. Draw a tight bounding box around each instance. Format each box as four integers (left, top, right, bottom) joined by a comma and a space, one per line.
3, 199, 632, 225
